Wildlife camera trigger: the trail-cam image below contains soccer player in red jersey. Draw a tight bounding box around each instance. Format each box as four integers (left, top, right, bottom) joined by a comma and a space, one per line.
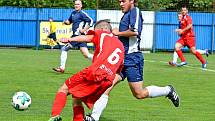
174, 6, 207, 69
169, 12, 209, 67
48, 19, 124, 121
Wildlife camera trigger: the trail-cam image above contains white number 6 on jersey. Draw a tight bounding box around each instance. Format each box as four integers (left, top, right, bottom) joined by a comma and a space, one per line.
108, 48, 122, 65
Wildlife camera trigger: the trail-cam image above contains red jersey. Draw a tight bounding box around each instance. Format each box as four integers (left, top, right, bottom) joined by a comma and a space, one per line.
85, 30, 125, 82
66, 30, 124, 108
180, 15, 195, 37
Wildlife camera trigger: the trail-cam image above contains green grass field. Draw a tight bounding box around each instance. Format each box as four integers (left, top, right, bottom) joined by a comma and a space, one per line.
0, 49, 215, 121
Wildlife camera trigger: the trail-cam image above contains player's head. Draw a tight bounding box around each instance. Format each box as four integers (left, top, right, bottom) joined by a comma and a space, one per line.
181, 6, 188, 16
74, 0, 82, 11
48, 17, 53, 22
119, 0, 137, 13
177, 12, 183, 21
94, 19, 112, 32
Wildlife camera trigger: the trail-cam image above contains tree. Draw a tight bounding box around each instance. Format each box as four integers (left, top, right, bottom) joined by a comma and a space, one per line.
0, 0, 214, 12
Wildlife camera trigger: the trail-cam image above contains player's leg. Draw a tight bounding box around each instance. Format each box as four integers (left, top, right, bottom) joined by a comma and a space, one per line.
48, 83, 69, 120
128, 80, 179, 107
88, 74, 122, 121
73, 98, 85, 121
169, 51, 178, 66
127, 53, 179, 107
80, 46, 93, 61
196, 49, 209, 57
190, 47, 207, 68
53, 33, 61, 49
175, 42, 187, 66
188, 37, 207, 68
172, 51, 178, 64
53, 43, 71, 73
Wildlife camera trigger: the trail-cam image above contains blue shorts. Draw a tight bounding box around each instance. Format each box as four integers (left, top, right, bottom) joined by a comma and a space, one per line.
121, 52, 144, 82
70, 35, 87, 48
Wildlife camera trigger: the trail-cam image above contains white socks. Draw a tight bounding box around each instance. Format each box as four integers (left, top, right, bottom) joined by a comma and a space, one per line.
87, 53, 93, 61
196, 49, 206, 55
172, 51, 178, 63
91, 94, 109, 121
146, 86, 170, 98
60, 50, 67, 69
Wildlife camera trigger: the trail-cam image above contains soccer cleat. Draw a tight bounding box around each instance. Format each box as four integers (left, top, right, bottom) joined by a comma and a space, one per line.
205, 49, 209, 57
168, 61, 177, 67
48, 116, 62, 121
53, 67, 64, 73
202, 61, 207, 69
166, 85, 180, 107
176, 61, 187, 67
84, 114, 95, 121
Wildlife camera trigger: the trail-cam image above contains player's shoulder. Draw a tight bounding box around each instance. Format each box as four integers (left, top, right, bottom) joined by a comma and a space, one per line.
184, 14, 192, 20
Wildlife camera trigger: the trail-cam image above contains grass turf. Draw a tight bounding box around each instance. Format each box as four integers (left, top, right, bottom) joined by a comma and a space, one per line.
0, 49, 215, 121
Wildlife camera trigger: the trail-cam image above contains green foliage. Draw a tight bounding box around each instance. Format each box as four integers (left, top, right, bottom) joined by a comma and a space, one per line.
0, 0, 214, 11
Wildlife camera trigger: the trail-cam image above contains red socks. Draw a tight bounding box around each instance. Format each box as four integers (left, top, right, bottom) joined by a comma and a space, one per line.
176, 50, 186, 62
51, 92, 67, 117
73, 106, 84, 121
195, 51, 206, 64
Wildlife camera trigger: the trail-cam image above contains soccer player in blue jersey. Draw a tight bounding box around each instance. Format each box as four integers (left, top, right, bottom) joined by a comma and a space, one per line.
53, 0, 93, 73
85, 0, 180, 121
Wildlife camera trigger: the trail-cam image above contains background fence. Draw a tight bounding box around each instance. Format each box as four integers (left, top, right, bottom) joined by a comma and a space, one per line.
0, 7, 214, 53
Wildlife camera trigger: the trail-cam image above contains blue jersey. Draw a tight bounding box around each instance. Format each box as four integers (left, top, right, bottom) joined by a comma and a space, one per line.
119, 7, 143, 54
178, 21, 181, 29
68, 10, 93, 35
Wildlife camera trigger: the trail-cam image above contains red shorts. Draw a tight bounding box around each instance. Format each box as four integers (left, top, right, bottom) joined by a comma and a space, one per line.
176, 36, 196, 48
65, 68, 112, 109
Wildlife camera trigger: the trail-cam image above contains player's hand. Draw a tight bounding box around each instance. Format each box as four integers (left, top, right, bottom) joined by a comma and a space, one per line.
60, 38, 70, 43
112, 28, 119, 36
79, 29, 86, 34
63, 20, 70, 25
175, 29, 183, 34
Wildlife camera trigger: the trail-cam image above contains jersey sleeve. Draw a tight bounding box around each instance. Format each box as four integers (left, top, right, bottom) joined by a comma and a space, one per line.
81, 11, 93, 27
129, 8, 140, 32
68, 11, 74, 23
186, 16, 193, 25
87, 30, 100, 45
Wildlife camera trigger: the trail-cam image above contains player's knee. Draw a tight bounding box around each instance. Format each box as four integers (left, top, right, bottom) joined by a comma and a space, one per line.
175, 43, 182, 51
57, 85, 68, 94
132, 91, 147, 99
133, 94, 145, 99
190, 49, 196, 54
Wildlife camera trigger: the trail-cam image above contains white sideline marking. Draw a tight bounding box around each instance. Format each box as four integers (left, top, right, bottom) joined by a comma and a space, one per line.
145, 60, 215, 73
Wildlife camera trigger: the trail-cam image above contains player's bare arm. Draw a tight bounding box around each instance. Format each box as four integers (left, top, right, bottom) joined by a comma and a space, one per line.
175, 24, 192, 35
60, 35, 94, 43
79, 24, 90, 34
62, 20, 71, 25
112, 28, 138, 37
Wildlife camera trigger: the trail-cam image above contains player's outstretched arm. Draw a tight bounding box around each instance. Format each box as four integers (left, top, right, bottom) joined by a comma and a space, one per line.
112, 28, 138, 37
60, 35, 94, 43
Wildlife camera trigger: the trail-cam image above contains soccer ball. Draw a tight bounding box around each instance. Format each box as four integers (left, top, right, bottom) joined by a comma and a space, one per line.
11, 91, 31, 110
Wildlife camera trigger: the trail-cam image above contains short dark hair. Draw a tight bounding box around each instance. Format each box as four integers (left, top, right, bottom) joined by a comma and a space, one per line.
133, 0, 138, 6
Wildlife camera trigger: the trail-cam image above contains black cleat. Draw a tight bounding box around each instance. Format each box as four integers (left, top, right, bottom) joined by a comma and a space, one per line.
205, 49, 209, 57
84, 114, 95, 121
48, 116, 62, 121
166, 85, 180, 107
